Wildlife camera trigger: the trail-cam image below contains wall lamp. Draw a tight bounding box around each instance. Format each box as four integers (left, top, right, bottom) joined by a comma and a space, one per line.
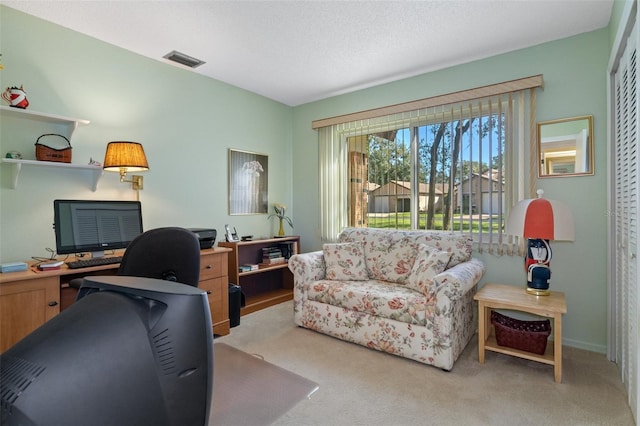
103, 141, 149, 199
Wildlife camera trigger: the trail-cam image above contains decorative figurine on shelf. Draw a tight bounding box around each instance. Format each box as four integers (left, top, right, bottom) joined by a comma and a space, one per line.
2, 85, 29, 109
268, 203, 293, 237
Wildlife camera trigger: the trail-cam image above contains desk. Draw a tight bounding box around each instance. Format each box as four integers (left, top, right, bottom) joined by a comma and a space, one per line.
0, 247, 231, 352
474, 283, 567, 383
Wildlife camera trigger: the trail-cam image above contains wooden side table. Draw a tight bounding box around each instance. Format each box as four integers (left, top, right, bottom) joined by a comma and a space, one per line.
474, 283, 567, 383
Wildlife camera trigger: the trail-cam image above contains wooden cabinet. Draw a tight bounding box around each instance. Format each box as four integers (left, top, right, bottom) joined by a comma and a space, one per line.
219, 236, 299, 315
0, 276, 60, 352
0, 247, 232, 352
199, 248, 230, 336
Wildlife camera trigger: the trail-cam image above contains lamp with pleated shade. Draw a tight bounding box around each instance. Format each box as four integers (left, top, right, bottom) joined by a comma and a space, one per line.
505, 189, 574, 295
103, 141, 149, 198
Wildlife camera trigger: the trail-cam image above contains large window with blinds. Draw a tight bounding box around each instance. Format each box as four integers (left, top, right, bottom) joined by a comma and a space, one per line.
316, 76, 542, 252
348, 105, 507, 234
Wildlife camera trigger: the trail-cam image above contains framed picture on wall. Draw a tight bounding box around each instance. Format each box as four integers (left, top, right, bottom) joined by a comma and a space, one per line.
228, 149, 269, 215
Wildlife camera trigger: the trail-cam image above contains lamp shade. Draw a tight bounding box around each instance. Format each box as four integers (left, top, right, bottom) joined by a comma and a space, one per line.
505, 189, 574, 241
103, 141, 149, 172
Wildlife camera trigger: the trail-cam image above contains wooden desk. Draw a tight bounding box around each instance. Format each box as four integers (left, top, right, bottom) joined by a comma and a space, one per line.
474, 283, 567, 383
0, 247, 231, 352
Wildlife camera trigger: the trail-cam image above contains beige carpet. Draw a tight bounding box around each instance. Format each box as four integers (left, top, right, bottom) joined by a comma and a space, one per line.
211, 343, 318, 425
216, 301, 635, 426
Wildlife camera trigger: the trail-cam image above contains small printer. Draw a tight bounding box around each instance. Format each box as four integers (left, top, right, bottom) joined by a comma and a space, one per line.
188, 228, 217, 249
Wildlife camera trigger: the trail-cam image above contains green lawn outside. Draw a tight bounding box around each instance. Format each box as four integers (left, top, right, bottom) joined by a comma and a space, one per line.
366, 212, 504, 232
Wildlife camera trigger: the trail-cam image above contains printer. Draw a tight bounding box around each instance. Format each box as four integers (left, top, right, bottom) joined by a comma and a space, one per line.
188, 228, 217, 249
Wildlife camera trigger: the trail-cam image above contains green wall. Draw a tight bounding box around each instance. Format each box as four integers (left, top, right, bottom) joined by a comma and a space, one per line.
0, 6, 293, 264
292, 29, 610, 353
0, 4, 618, 353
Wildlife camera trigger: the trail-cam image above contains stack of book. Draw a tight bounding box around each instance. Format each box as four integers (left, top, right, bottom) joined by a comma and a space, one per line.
239, 264, 259, 272
261, 247, 286, 265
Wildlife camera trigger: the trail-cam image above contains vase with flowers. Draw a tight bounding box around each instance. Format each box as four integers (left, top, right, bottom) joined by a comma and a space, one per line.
268, 203, 293, 237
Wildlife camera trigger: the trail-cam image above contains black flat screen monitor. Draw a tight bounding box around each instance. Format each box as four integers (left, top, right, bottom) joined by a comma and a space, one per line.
0, 275, 214, 426
53, 199, 143, 258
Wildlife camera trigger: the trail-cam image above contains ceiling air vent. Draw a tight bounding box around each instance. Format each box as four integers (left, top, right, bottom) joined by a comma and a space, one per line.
163, 50, 206, 69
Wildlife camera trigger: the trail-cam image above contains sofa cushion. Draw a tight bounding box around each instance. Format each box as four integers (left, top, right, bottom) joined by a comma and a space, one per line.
307, 279, 427, 326
338, 227, 472, 269
364, 237, 420, 284
323, 242, 368, 281
406, 245, 452, 296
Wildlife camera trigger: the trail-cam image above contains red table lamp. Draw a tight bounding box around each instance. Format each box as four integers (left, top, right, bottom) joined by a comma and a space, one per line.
505, 189, 574, 295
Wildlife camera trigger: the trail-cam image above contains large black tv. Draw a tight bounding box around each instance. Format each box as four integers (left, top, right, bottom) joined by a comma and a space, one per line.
53, 199, 143, 258
0, 276, 214, 426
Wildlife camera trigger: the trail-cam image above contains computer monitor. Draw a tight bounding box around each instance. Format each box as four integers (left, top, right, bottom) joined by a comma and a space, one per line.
53, 199, 143, 258
0, 275, 214, 426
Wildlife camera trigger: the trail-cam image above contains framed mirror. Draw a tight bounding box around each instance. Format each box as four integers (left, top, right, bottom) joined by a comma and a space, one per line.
537, 115, 593, 177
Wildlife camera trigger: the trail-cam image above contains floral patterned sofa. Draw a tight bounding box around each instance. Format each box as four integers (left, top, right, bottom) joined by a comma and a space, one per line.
289, 227, 485, 371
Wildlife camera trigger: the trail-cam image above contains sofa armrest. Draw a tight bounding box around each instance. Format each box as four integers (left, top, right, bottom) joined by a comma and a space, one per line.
289, 251, 326, 325
289, 250, 326, 281
433, 258, 485, 300
288, 251, 326, 304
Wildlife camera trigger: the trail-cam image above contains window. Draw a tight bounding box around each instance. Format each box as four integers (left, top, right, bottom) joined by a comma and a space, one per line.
316, 76, 543, 254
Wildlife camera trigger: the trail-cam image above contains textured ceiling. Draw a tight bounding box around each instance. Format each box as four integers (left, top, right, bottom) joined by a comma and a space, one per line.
3, 1, 614, 106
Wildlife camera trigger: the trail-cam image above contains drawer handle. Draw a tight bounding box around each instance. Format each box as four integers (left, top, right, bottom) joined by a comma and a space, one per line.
48, 301, 58, 307
207, 291, 212, 295
205, 265, 213, 269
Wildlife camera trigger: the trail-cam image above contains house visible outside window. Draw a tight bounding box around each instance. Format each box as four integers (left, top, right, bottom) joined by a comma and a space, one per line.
315, 76, 543, 254
348, 110, 507, 237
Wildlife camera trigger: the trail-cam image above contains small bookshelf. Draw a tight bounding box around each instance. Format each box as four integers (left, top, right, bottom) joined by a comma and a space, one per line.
218, 236, 300, 315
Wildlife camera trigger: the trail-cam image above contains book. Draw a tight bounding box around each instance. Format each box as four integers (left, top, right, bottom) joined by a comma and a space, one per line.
263, 252, 283, 259
37, 261, 64, 271
260, 257, 285, 265
239, 264, 259, 272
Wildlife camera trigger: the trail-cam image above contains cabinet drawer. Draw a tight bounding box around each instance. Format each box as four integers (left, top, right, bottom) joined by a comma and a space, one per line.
200, 253, 227, 280
199, 277, 229, 326
0, 276, 60, 352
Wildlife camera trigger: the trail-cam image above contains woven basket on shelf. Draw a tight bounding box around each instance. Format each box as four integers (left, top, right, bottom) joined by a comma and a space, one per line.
35, 134, 72, 163
491, 310, 551, 355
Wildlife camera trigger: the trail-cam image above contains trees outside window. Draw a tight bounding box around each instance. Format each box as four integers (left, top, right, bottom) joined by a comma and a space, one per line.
350, 110, 506, 237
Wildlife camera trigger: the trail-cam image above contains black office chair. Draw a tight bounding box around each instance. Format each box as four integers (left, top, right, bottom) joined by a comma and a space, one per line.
69, 227, 201, 295
117, 226, 201, 286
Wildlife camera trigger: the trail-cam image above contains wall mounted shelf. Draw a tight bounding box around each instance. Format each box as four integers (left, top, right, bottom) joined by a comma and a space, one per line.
0, 105, 90, 140
1, 106, 95, 190
1, 158, 103, 191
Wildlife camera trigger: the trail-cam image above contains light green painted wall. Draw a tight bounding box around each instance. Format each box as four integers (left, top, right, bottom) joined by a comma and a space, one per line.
292, 29, 610, 352
0, 6, 293, 263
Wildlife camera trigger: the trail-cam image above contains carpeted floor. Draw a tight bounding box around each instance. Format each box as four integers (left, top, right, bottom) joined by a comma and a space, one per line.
216, 301, 635, 426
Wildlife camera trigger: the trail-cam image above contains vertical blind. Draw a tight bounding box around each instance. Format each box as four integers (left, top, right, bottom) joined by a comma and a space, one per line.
316, 76, 541, 255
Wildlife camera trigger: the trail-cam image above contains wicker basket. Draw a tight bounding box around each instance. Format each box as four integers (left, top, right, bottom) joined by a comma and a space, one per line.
35, 134, 72, 163
491, 310, 551, 355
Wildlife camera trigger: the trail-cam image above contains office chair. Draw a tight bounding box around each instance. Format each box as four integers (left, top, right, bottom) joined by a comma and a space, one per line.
69, 227, 201, 296
117, 226, 201, 286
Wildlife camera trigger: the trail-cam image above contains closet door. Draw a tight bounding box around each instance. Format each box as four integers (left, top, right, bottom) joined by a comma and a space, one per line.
613, 20, 638, 421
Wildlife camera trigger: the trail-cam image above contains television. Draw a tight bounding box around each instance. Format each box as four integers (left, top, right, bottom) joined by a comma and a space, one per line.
0, 276, 214, 426
53, 199, 143, 258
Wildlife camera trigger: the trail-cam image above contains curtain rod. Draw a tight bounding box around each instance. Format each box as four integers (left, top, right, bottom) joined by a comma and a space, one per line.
312, 74, 543, 129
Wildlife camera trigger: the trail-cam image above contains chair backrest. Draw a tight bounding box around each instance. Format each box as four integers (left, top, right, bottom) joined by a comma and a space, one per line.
117, 227, 201, 287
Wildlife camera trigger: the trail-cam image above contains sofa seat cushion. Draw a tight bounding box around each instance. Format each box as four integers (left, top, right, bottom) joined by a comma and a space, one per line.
307, 279, 428, 326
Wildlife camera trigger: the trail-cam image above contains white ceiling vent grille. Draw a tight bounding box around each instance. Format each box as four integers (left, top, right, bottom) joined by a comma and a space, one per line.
163, 50, 205, 68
